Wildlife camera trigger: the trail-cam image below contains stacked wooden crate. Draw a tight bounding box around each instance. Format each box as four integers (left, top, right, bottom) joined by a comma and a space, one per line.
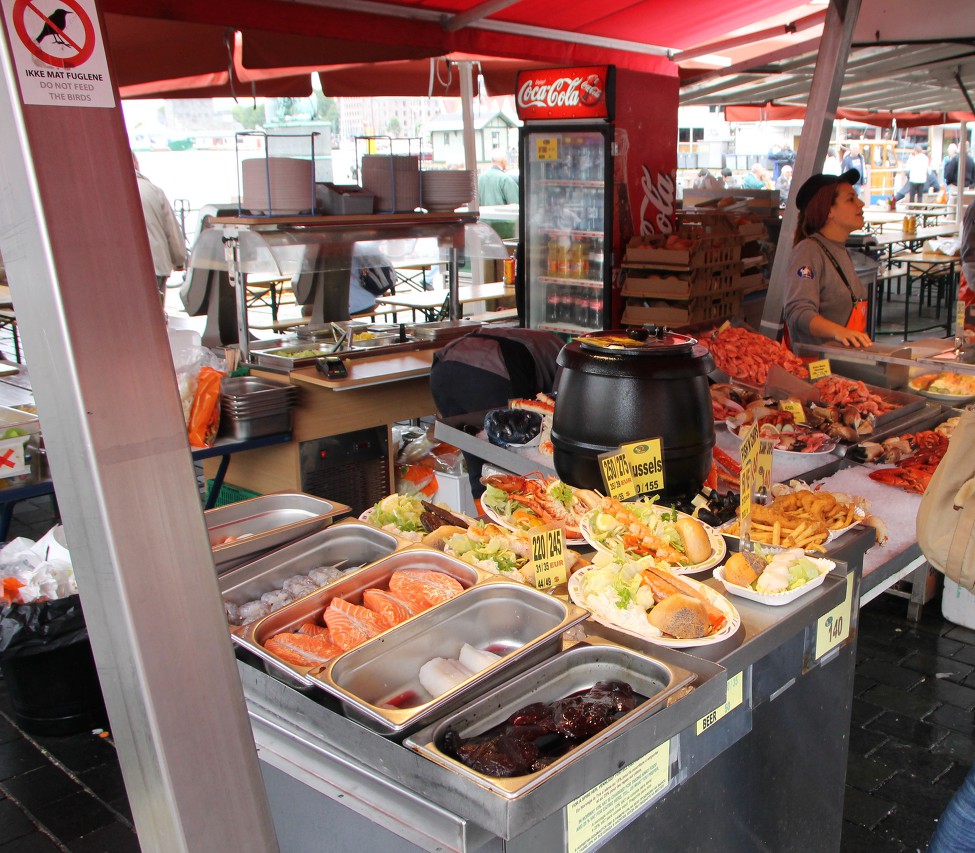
620, 221, 744, 327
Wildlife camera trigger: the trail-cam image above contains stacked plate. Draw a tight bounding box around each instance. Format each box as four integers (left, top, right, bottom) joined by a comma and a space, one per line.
241, 157, 315, 215
219, 377, 298, 440
421, 170, 475, 212
360, 155, 421, 213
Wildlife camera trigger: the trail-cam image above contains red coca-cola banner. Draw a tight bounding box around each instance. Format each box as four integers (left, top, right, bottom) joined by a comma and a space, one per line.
515, 66, 614, 122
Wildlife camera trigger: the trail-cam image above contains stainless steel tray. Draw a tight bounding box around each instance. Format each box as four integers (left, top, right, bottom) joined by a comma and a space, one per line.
412, 320, 481, 340
219, 519, 407, 606
405, 641, 697, 798
236, 550, 489, 686
217, 410, 293, 440
253, 347, 335, 368
208, 493, 350, 572
318, 580, 590, 735
221, 376, 297, 401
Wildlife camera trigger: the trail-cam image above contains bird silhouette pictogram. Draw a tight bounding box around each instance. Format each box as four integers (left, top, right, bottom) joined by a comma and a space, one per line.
35, 9, 72, 46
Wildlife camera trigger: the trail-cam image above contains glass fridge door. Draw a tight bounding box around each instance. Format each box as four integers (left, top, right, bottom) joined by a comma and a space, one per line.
523, 128, 609, 333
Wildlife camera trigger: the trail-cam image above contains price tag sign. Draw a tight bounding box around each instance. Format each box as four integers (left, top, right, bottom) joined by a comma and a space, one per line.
566, 740, 672, 853
808, 358, 832, 380
738, 424, 774, 524
779, 399, 806, 424
598, 449, 636, 500
957, 300, 968, 335
622, 437, 664, 496
535, 137, 559, 160
695, 671, 744, 735
530, 525, 567, 591
716, 320, 731, 335
815, 572, 854, 660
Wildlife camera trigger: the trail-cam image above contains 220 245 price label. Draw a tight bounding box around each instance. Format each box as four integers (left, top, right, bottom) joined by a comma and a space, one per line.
531, 526, 567, 590
598, 449, 636, 500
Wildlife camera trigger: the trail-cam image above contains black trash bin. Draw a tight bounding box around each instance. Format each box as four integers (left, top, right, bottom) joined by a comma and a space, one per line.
0, 594, 109, 736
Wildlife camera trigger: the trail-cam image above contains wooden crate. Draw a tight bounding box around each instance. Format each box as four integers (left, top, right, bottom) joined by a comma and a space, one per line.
622, 264, 742, 300
622, 290, 742, 327
624, 234, 742, 269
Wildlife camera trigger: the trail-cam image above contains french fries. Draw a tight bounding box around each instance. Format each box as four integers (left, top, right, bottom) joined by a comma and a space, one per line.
725, 488, 863, 553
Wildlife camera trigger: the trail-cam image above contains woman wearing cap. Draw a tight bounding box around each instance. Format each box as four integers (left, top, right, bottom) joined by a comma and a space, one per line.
783, 168, 873, 349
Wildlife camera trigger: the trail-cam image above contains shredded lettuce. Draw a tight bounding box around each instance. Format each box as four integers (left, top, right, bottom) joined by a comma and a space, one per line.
371, 493, 425, 532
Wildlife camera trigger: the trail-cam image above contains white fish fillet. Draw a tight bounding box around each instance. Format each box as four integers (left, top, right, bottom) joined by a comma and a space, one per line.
418, 657, 470, 698
458, 643, 501, 674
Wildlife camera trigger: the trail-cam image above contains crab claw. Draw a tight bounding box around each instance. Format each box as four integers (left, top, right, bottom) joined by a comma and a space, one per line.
861, 513, 888, 546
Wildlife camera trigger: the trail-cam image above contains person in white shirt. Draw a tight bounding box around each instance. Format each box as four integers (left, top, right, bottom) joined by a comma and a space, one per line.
822, 147, 841, 176
905, 145, 930, 204
132, 152, 185, 304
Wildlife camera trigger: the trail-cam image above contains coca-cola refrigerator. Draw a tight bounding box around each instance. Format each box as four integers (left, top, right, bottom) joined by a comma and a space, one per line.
516, 66, 615, 333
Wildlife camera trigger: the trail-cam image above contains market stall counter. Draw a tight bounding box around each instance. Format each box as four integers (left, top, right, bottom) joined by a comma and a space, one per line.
234, 539, 859, 852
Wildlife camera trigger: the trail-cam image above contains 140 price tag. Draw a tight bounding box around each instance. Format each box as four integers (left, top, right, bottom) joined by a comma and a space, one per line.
531, 526, 567, 590
598, 450, 636, 500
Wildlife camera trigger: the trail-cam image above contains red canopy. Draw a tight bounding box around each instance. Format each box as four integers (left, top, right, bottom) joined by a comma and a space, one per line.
725, 104, 975, 127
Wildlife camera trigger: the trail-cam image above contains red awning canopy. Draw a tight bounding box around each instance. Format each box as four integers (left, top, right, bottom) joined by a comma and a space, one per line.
725, 104, 975, 127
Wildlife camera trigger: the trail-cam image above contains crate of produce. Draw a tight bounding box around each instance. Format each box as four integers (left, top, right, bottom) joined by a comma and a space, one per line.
623, 292, 742, 328
206, 479, 262, 507
625, 233, 742, 269
738, 272, 766, 295
622, 265, 742, 300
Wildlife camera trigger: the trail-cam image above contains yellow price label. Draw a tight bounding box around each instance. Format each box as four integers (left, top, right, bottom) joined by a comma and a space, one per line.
957, 300, 968, 335
567, 740, 672, 853
808, 358, 832, 380
530, 526, 567, 591
622, 438, 664, 496
739, 424, 773, 525
598, 450, 636, 500
779, 399, 806, 423
695, 671, 744, 735
815, 572, 853, 660
716, 320, 732, 335
535, 137, 559, 160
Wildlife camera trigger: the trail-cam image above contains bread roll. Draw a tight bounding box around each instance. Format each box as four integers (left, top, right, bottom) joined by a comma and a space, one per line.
421, 525, 466, 551
646, 593, 709, 639
723, 552, 759, 588
676, 517, 712, 564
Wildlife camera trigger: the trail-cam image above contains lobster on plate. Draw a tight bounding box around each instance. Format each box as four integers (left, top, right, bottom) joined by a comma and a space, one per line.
866, 431, 950, 495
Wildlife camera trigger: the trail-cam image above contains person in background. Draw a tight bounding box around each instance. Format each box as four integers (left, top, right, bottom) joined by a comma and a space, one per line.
742, 162, 769, 190
720, 166, 738, 188
945, 148, 975, 200
841, 142, 867, 195
767, 144, 796, 180
943, 142, 958, 178
693, 168, 723, 190
822, 147, 842, 176
775, 165, 793, 207
783, 168, 872, 349
956, 197, 975, 321
133, 151, 185, 304
477, 148, 519, 206
905, 145, 930, 203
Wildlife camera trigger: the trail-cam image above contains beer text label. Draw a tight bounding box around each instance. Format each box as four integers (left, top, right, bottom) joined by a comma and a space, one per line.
808, 359, 832, 380
598, 450, 636, 500
622, 438, 664, 495
531, 526, 567, 590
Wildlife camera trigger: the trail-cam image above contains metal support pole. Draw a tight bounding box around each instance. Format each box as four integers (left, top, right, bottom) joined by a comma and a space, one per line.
448, 247, 461, 319
956, 121, 968, 223
459, 61, 479, 215
223, 232, 251, 362
0, 6, 277, 850
760, 0, 862, 340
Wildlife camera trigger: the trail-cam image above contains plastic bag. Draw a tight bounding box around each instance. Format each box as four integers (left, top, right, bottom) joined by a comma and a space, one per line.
0, 594, 87, 659
187, 366, 226, 448
171, 338, 226, 423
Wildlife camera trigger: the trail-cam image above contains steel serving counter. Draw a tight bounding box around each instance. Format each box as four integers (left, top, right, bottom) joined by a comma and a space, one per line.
236, 540, 863, 853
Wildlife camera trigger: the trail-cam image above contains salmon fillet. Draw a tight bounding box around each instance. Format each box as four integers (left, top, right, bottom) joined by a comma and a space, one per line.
265, 632, 342, 667
324, 597, 388, 650
362, 588, 416, 627
298, 622, 330, 637
388, 569, 464, 610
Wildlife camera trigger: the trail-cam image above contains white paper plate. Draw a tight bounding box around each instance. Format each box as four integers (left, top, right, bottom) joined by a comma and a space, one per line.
713, 558, 834, 606
568, 565, 740, 648
580, 506, 726, 574
481, 501, 586, 546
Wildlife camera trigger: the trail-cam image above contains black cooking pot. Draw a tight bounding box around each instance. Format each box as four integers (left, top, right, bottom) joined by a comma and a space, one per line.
551, 328, 715, 497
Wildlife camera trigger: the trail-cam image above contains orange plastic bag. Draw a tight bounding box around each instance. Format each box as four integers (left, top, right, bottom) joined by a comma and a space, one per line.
187, 366, 225, 448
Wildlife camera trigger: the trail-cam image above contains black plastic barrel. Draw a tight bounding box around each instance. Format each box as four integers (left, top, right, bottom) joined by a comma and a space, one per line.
552, 329, 715, 498
0, 637, 108, 736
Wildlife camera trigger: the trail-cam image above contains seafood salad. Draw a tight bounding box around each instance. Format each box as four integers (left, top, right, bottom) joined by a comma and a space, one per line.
441, 522, 531, 581
480, 473, 588, 540
572, 552, 729, 641
366, 493, 426, 540
580, 496, 721, 570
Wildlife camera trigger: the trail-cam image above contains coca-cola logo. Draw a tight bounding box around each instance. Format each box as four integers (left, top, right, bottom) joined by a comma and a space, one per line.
517, 76, 586, 110
639, 166, 675, 236
580, 75, 602, 106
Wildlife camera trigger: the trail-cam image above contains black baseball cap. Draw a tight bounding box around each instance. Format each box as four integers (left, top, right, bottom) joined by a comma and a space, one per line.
795, 168, 860, 211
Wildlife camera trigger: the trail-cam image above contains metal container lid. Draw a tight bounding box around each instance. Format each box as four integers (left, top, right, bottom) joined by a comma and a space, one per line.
577, 327, 696, 356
